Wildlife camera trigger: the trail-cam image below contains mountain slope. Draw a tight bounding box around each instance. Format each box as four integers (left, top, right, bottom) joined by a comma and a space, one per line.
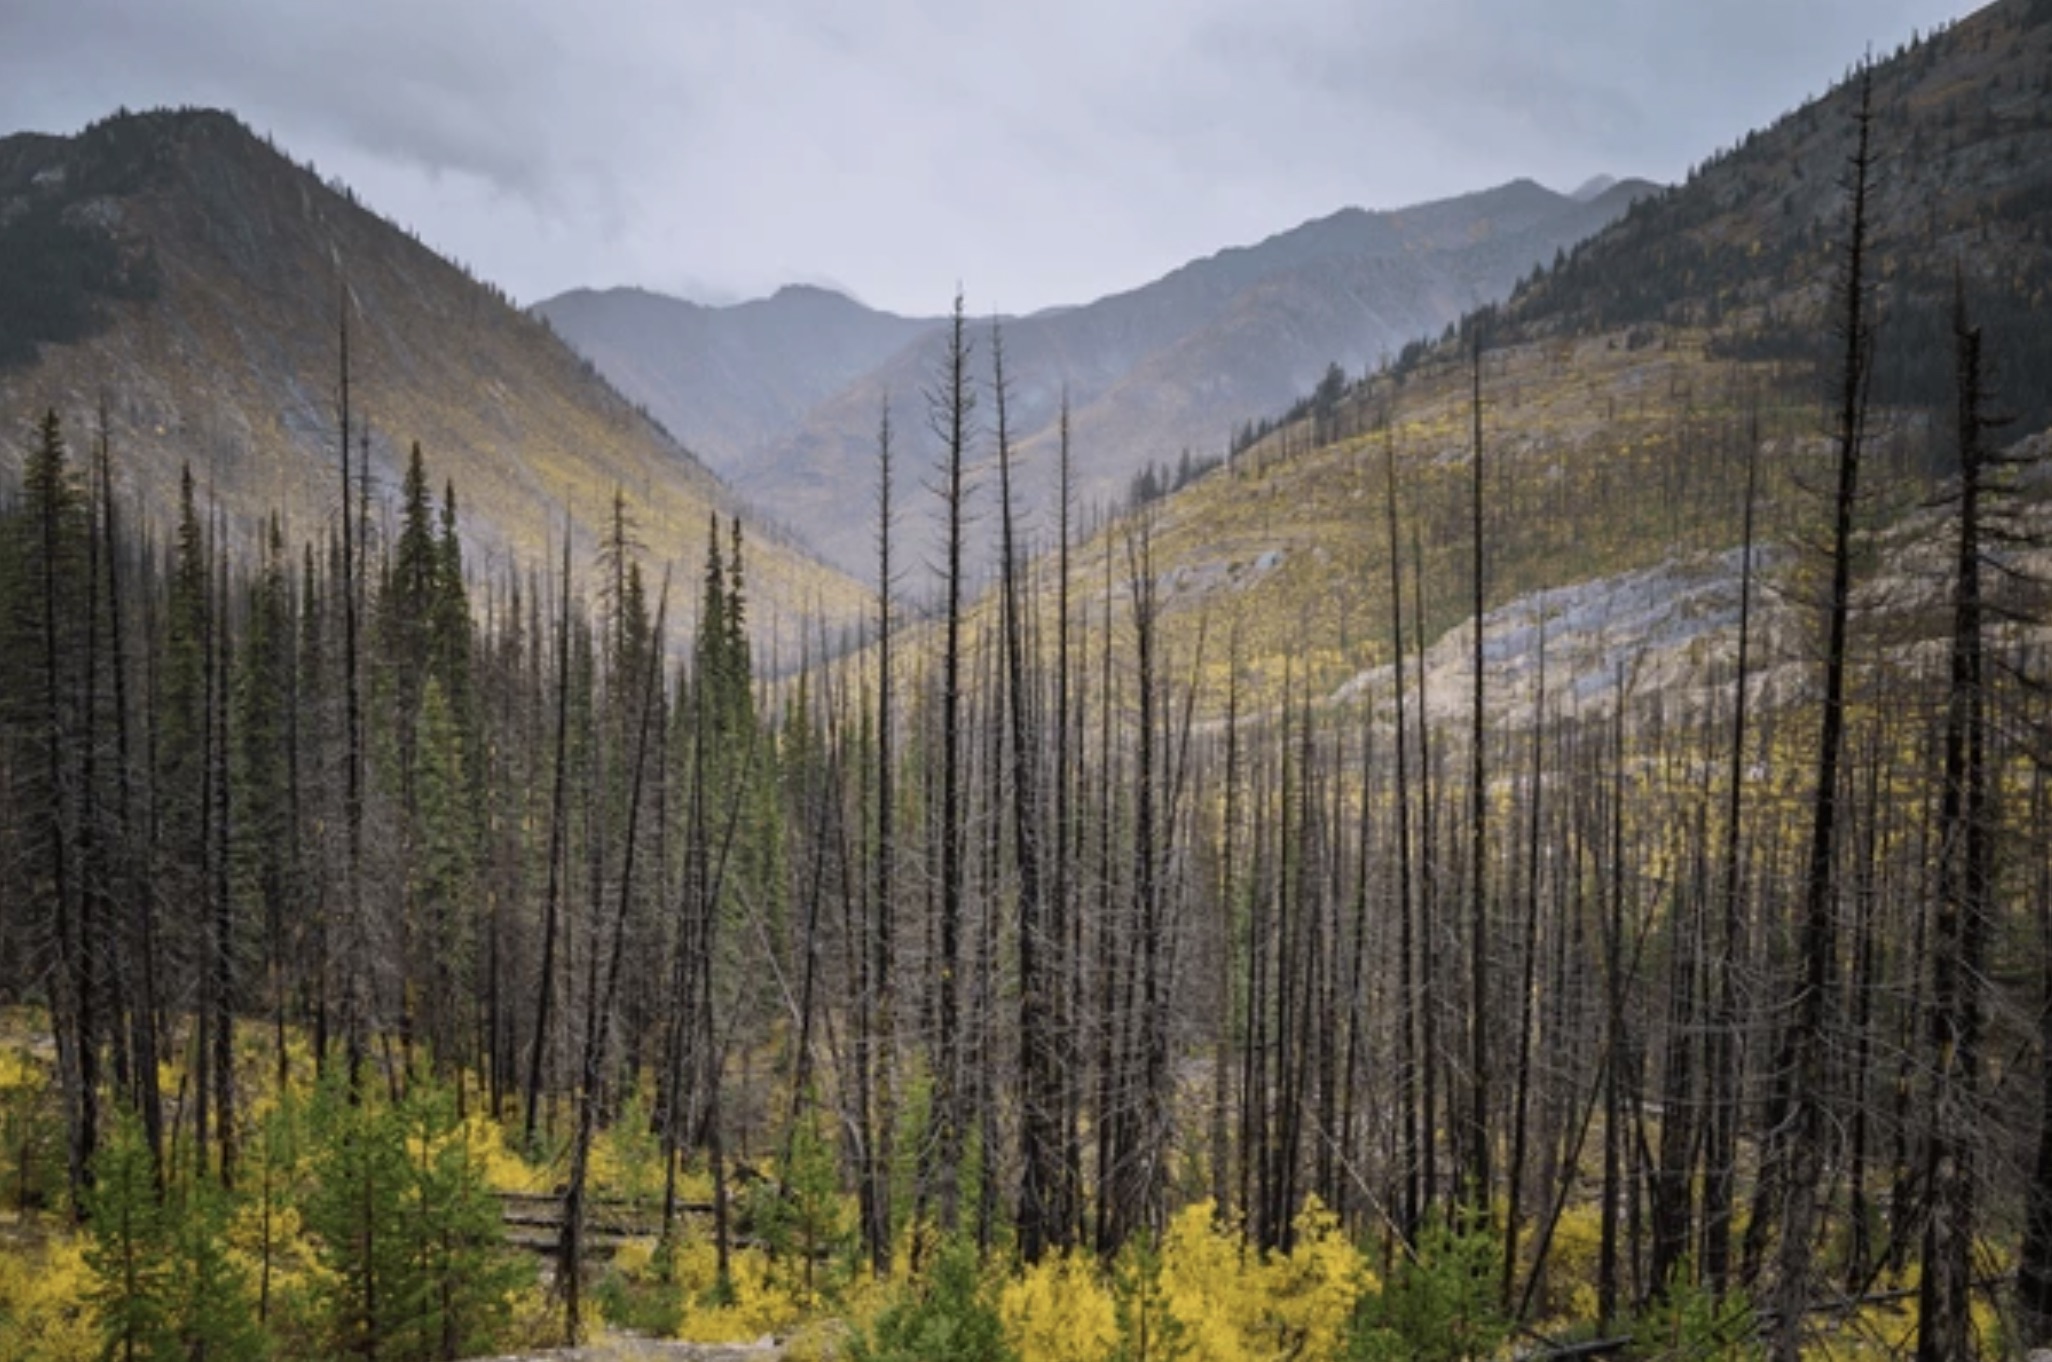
1031, 0, 2052, 713
1499, 0, 2052, 426
546, 177, 1651, 575
1036, 178, 1656, 501
533, 283, 942, 481
0, 109, 865, 643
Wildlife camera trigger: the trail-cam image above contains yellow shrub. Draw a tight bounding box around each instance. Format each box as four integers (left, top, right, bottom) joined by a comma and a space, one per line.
611, 1235, 658, 1277
1150, 1198, 1373, 1362
833, 1256, 901, 1339
1159, 1199, 1265, 1360
492, 1271, 558, 1352
1001, 1251, 1119, 1362
781, 1317, 855, 1362
0, 1043, 41, 1089
1530, 1201, 1603, 1326
669, 1238, 811, 1342
0, 1236, 98, 1362
1266, 1199, 1374, 1360
456, 1112, 548, 1193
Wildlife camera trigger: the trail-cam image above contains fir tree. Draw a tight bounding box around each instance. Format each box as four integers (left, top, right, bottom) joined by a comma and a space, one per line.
305, 1078, 422, 1361
5, 410, 94, 1204
164, 1176, 267, 1362
85, 1115, 175, 1362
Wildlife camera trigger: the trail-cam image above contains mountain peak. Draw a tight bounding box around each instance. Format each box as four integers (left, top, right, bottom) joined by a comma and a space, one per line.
0, 104, 866, 640
770, 282, 855, 304
1568, 174, 1619, 203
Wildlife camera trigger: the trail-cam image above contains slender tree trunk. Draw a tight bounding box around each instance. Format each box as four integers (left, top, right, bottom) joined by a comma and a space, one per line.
1385, 429, 1421, 1241
75, 418, 107, 1210
338, 296, 368, 1088
1845, 743, 1882, 1293
1340, 704, 1373, 1228
210, 541, 236, 1187
1052, 398, 1081, 1250
1599, 672, 1626, 1332
1505, 617, 1546, 1304
98, 424, 162, 1177
31, 414, 90, 1213
1649, 742, 1704, 1295
865, 398, 896, 1276
1466, 331, 1492, 1217
994, 326, 1057, 1262
929, 291, 973, 1233
1918, 276, 1995, 1362
1413, 523, 1442, 1220
1767, 69, 1873, 1362
524, 529, 574, 1149
2019, 766, 2052, 1346
1703, 413, 1760, 1299
1214, 628, 1242, 1225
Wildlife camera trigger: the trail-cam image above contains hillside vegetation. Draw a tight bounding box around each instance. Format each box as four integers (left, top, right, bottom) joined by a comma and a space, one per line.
1070, 0, 2052, 710
0, 109, 865, 649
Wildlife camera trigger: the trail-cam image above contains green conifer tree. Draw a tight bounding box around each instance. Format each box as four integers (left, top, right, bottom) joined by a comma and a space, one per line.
164, 1176, 267, 1362
86, 1112, 267, 1362
85, 1115, 175, 1362
5, 410, 95, 1204
305, 1074, 519, 1362
305, 1079, 422, 1360
414, 678, 476, 1077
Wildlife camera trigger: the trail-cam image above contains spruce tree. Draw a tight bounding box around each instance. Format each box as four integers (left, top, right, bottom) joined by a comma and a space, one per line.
236, 519, 295, 1095
414, 678, 476, 1079
6, 410, 94, 1206
307, 1079, 420, 1361
86, 1113, 266, 1362
85, 1115, 175, 1362
164, 1176, 266, 1362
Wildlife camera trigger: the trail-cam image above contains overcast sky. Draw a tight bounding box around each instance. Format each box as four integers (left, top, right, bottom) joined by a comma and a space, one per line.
3, 0, 1981, 316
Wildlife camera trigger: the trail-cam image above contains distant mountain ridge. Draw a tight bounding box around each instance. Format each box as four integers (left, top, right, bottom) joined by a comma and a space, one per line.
538, 176, 1654, 573
535, 283, 941, 479
1568, 174, 1619, 203
0, 108, 865, 643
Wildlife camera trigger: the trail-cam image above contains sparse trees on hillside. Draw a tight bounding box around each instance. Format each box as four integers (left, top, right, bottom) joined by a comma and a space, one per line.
10, 58, 2052, 1352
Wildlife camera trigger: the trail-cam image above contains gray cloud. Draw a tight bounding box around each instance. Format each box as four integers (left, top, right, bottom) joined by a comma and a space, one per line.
1, 0, 1977, 315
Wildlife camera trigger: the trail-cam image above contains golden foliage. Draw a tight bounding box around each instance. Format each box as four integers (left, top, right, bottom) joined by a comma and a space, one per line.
1001, 1251, 1120, 1362
668, 1238, 816, 1343
0, 1237, 98, 1362
1155, 1198, 1375, 1362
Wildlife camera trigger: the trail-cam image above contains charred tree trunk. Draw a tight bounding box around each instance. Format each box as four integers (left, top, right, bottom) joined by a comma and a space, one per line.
1702, 414, 1760, 1299
862, 397, 896, 1276
523, 529, 574, 1150
995, 326, 1058, 1262
1767, 67, 1873, 1361
1465, 330, 1493, 1218
1918, 277, 1996, 1362
928, 291, 974, 1234
1505, 618, 1546, 1304
1385, 430, 1422, 1241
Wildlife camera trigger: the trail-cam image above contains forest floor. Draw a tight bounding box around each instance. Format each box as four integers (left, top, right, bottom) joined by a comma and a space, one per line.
487, 1338, 783, 1361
